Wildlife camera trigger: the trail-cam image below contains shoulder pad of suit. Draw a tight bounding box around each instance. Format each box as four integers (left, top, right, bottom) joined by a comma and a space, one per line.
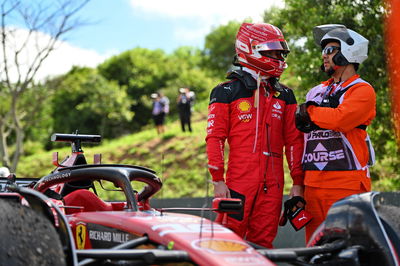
268, 77, 290, 93
226, 70, 257, 91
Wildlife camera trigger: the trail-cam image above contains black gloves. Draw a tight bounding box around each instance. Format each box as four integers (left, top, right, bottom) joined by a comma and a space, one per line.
279, 196, 313, 231
295, 102, 320, 133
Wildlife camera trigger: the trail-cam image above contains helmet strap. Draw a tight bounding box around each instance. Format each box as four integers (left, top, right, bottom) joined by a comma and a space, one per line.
254, 74, 261, 108
335, 64, 349, 83
232, 55, 242, 67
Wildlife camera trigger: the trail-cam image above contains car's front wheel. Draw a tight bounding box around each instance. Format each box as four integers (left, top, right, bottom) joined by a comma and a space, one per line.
0, 198, 66, 266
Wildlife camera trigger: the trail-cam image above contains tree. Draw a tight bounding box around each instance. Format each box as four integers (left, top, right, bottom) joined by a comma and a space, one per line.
164, 46, 219, 112
98, 47, 218, 131
48, 67, 133, 139
203, 21, 243, 77
265, 0, 399, 181
0, 0, 90, 171
98, 48, 172, 130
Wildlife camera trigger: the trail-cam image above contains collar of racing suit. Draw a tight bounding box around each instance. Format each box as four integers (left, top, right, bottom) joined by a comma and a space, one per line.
226, 67, 276, 153
242, 67, 267, 153
242, 67, 270, 82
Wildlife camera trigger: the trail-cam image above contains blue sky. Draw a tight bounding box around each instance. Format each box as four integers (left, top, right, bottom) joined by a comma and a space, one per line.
67, 0, 283, 55
69, 0, 205, 54
6, 0, 283, 80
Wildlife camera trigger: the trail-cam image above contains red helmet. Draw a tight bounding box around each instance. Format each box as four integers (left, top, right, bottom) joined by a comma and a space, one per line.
235, 23, 290, 77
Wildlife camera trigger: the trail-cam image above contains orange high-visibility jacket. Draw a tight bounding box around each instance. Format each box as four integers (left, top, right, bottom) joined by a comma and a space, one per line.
305, 74, 376, 190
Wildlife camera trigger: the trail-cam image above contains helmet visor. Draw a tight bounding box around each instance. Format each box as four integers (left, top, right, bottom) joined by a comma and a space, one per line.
313, 24, 346, 46
254, 40, 290, 53
324, 28, 354, 45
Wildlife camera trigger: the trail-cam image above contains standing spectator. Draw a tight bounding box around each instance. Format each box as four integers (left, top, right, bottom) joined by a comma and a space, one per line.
295, 24, 376, 242
160, 92, 170, 115
206, 22, 304, 248
151, 92, 169, 135
177, 88, 194, 132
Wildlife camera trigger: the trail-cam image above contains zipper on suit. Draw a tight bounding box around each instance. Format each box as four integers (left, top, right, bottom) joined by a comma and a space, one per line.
264, 122, 280, 191
262, 124, 271, 193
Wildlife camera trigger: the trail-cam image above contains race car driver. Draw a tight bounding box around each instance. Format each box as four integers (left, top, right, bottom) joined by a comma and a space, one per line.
295, 24, 376, 242
206, 22, 305, 248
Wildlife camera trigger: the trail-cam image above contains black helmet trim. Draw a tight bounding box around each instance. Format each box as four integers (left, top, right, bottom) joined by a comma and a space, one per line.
322, 28, 354, 47
313, 24, 347, 46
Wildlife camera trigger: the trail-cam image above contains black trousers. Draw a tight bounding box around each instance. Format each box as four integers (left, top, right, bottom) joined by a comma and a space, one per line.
179, 111, 192, 132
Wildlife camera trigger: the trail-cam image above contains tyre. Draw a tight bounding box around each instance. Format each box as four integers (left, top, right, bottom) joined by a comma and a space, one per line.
376, 204, 400, 255
0, 198, 66, 266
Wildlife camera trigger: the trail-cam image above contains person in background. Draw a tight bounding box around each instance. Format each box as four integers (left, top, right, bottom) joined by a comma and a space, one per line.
151, 92, 169, 135
205, 22, 304, 248
295, 24, 376, 243
177, 87, 195, 132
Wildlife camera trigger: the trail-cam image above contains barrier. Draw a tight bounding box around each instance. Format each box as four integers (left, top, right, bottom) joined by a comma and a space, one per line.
150, 195, 305, 248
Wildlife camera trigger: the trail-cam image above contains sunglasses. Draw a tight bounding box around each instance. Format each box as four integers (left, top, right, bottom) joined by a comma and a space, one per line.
322, 46, 340, 55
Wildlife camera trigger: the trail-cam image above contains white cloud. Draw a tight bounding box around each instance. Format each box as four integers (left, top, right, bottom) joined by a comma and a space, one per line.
130, 0, 283, 23
173, 25, 211, 44
38, 41, 108, 81
0, 27, 108, 82
130, 0, 284, 44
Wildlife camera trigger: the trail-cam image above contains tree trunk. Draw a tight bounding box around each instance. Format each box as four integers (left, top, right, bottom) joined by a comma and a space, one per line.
0, 123, 10, 169
11, 124, 24, 172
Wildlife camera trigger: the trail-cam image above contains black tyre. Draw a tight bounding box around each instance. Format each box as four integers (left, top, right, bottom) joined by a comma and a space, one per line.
376, 204, 400, 255
0, 198, 66, 266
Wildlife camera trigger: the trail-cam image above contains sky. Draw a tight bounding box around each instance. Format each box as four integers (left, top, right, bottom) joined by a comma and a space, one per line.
72, 0, 284, 54
9, 0, 283, 80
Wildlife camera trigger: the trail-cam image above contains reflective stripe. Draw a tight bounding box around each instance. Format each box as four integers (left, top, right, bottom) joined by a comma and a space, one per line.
207, 164, 219, 170
303, 79, 375, 171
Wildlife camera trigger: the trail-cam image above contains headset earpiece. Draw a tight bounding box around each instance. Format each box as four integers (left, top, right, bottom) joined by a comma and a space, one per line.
332, 52, 349, 66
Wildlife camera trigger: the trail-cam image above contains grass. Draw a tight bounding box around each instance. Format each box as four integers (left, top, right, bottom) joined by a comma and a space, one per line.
16, 100, 399, 199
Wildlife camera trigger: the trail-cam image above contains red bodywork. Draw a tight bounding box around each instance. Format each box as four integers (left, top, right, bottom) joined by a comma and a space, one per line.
27, 133, 275, 265
67, 210, 273, 265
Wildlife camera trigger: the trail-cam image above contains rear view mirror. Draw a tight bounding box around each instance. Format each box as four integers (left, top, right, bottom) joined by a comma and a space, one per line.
212, 198, 242, 214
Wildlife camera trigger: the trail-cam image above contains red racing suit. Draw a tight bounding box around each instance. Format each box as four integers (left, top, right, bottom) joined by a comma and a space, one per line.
206, 70, 304, 248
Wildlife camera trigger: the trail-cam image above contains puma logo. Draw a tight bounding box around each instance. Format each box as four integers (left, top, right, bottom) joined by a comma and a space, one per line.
298, 214, 307, 221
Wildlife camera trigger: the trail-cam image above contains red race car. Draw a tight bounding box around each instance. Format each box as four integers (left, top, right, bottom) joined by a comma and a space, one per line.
0, 133, 399, 266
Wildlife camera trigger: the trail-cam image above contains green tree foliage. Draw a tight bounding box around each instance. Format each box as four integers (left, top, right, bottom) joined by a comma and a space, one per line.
265, 0, 399, 183
98, 48, 172, 129
20, 83, 55, 149
48, 67, 133, 139
98, 47, 218, 130
0, 82, 53, 155
0, 0, 90, 171
165, 47, 219, 110
203, 21, 243, 77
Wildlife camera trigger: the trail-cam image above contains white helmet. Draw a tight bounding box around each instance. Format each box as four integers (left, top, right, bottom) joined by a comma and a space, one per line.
0, 167, 10, 177
313, 24, 369, 65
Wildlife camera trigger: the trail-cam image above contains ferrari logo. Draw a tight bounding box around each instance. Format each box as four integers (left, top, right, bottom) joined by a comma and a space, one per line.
76, 223, 87, 249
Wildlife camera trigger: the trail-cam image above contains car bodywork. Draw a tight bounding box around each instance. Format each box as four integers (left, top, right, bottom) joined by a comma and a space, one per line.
0, 133, 399, 265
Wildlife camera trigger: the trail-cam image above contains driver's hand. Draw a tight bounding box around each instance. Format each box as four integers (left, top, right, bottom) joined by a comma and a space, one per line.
289, 185, 304, 198
213, 181, 230, 198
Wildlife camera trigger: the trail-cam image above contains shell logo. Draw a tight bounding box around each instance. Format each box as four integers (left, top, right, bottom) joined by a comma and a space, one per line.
237, 100, 251, 112
194, 239, 249, 253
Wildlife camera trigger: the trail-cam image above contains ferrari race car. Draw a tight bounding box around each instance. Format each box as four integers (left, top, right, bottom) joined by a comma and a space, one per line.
0, 133, 399, 266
